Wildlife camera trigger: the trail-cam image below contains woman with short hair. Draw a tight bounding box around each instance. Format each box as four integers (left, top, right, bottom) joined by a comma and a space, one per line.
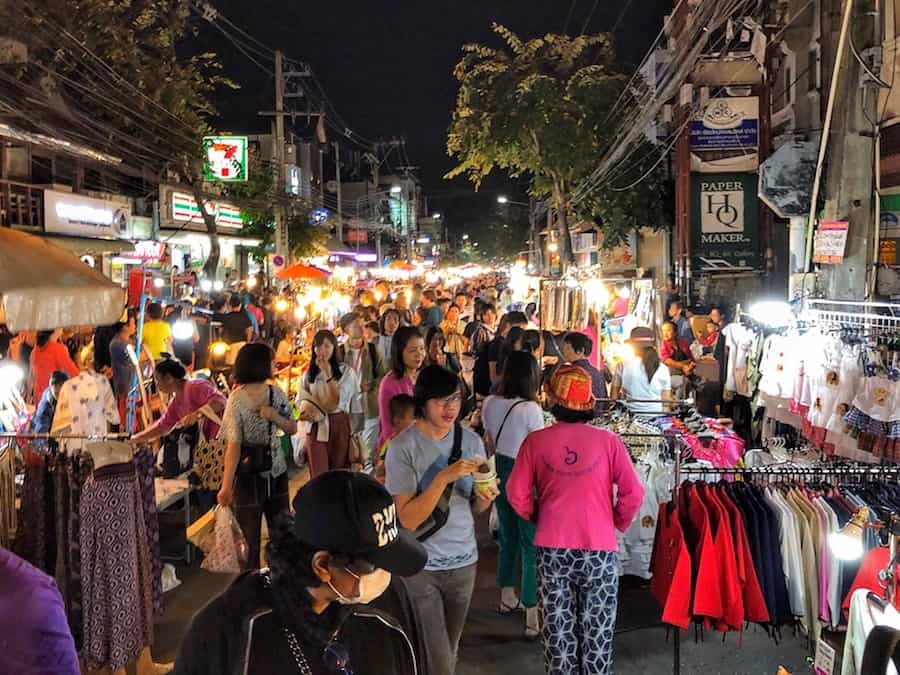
217, 343, 297, 570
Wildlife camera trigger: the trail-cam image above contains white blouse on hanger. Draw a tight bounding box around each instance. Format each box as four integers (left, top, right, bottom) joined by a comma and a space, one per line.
51, 371, 120, 455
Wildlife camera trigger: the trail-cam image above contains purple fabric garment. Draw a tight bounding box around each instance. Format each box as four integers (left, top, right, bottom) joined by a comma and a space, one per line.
0, 546, 79, 675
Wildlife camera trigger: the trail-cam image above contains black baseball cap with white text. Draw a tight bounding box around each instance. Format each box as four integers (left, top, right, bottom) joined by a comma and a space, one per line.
292, 471, 427, 577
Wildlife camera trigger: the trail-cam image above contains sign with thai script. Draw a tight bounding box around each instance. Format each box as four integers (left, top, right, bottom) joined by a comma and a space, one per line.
690, 96, 759, 150
812, 221, 849, 264
203, 136, 249, 182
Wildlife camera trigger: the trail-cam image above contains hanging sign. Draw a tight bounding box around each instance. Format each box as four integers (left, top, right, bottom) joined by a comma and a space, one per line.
812, 221, 849, 264
691, 173, 760, 270
171, 191, 243, 230
43, 189, 132, 239
202, 136, 249, 182
346, 229, 368, 245
690, 96, 759, 150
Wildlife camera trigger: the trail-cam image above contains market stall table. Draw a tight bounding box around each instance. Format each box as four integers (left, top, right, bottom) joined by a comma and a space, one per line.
155, 474, 193, 564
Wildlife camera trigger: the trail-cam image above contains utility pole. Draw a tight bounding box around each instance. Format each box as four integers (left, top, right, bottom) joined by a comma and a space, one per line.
259, 54, 313, 261
334, 141, 343, 244
273, 50, 288, 260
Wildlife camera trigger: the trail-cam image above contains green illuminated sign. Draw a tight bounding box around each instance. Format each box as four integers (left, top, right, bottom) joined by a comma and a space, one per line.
203, 136, 249, 182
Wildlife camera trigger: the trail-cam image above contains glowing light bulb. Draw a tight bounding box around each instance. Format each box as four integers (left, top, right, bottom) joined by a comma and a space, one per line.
172, 320, 194, 341
200, 280, 213, 292
275, 298, 289, 313
153, 277, 165, 288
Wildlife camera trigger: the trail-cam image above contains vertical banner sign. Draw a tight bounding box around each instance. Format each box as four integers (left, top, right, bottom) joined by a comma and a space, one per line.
203, 136, 249, 182
691, 173, 760, 269
812, 221, 849, 264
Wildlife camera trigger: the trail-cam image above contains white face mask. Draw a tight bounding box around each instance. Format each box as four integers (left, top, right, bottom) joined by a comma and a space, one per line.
328, 567, 392, 605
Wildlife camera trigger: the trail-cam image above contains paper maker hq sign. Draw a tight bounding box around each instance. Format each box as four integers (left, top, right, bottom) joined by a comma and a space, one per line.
202, 136, 248, 182
690, 96, 758, 151
691, 173, 760, 270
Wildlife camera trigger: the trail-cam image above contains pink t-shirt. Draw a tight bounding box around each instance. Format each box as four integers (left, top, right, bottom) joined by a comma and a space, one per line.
158, 379, 227, 439
377, 373, 414, 447
506, 423, 644, 551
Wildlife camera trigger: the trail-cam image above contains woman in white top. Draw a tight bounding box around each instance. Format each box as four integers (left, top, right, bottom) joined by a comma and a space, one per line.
298, 330, 354, 477
482, 350, 545, 638
617, 341, 672, 417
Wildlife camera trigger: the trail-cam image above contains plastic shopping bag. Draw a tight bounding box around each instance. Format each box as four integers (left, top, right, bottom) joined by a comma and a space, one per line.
200, 506, 249, 574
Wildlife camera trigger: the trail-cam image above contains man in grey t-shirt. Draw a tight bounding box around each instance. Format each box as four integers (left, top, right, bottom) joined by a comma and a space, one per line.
384, 365, 498, 675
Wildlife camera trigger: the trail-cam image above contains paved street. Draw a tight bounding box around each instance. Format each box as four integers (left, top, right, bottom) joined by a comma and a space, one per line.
153, 504, 814, 674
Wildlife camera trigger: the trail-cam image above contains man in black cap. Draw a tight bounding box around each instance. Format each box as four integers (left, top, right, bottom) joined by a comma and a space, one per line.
172, 471, 428, 675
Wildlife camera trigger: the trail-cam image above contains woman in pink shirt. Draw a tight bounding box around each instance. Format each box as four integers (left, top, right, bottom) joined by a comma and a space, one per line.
377, 326, 425, 447
130, 357, 226, 445
506, 364, 643, 675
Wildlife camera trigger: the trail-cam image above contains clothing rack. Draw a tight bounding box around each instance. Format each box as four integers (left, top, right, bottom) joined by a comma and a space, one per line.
668, 454, 900, 675
805, 299, 900, 331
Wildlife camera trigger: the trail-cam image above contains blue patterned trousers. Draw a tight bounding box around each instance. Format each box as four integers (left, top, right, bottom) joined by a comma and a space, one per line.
537, 548, 619, 675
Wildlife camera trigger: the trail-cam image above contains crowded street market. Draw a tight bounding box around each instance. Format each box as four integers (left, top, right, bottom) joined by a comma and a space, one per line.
4, 1, 900, 674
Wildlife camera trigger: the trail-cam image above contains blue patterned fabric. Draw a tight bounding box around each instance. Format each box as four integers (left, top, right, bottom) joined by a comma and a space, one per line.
537, 548, 619, 675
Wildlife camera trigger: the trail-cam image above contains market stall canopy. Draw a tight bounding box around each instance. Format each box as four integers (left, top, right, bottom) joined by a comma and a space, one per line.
275, 263, 331, 280
388, 261, 415, 271
0, 228, 125, 331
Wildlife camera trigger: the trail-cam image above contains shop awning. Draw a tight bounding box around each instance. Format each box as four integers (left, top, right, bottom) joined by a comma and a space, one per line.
0, 229, 125, 331
44, 235, 135, 255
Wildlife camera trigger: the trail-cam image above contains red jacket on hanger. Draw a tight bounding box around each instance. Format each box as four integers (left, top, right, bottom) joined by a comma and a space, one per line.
650, 502, 693, 629
698, 483, 743, 632
680, 482, 724, 623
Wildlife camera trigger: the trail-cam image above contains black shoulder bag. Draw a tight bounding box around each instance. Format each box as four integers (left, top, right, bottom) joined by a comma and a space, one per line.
238, 385, 275, 475
414, 424, 463, 542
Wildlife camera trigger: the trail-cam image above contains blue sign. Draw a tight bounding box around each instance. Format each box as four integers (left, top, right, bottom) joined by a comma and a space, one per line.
309, 208, 330, 225
690, 96, 759, 151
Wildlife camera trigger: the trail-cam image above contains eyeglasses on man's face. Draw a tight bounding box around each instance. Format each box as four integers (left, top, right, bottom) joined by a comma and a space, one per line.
432, 393, 463, 408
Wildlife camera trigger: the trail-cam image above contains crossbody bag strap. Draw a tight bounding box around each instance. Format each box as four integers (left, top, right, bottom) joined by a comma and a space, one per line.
439, 424, 464, 500
493, 399, 526, 449
267, 384, 275, 439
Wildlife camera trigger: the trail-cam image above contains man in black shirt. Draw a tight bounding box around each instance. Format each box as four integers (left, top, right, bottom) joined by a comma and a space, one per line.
217, 294, 253, 344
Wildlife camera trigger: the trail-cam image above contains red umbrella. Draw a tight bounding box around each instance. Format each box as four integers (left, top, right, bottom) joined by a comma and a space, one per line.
275, 263, 330, 280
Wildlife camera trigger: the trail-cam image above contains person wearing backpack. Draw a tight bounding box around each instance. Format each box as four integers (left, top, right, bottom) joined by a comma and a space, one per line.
339, 312, 386, 463
385, 365, 498, 675
482, 351, 545, 639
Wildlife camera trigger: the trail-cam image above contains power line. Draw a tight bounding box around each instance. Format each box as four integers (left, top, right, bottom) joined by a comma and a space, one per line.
580, 0, 601, 35
563, 0, 579, 34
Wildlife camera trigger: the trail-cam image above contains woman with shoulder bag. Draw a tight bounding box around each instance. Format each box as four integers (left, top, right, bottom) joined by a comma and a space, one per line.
217, 343, 297, 570
482, 351, 545, 638
299, 330, 354, 477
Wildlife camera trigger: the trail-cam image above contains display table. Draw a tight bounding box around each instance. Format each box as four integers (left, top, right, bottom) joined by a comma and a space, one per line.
155, 475, 192, 564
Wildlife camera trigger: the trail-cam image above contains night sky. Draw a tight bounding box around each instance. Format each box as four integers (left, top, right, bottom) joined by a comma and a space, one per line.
207, 0, 669, 240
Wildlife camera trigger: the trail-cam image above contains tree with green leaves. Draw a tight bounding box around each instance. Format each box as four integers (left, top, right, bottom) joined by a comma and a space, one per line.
2, 0, 246, 276
447, 24, 670, 270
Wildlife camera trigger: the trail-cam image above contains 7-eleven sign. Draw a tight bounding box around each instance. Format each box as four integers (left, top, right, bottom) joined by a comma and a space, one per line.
203, 136, 249, 182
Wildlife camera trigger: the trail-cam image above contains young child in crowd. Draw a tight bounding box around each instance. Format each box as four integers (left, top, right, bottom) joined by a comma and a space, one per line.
375, 394, 415, 483
700, 319, 720, 349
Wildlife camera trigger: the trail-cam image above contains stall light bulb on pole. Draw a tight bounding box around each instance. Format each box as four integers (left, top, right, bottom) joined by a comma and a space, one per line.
246, 276, 258, 289
548, 242, 559, 253
172, 320, 194, 341
748, 301, 794, 327
275, 298, 289, 313
213, 281, 224, 291
200, 280, 213, 292
0, 364, 24, 387
210, 341, 228, 358
829, 507, 868, 561
153, 277, 165, 289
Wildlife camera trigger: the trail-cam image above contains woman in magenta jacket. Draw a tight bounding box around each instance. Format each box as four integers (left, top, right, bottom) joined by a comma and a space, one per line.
506, 364, 644, 675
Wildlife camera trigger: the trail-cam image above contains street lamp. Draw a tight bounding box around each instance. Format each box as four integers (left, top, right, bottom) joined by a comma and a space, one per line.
432, 212, 442, 219
462, 234, 469, 240
497, 195, 509, 204
390, 185, 403, 195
